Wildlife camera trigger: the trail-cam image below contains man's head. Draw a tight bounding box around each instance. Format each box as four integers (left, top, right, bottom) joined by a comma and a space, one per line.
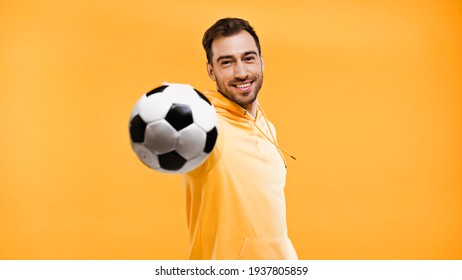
202, 18, 261, 64
202, 18, 264, 114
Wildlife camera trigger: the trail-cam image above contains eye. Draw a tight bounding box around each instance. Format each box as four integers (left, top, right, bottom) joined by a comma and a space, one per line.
221, 60, 232, 66
244, 55, 256, 62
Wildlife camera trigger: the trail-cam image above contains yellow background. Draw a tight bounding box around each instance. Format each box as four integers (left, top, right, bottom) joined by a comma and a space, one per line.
1, 0, 461, 259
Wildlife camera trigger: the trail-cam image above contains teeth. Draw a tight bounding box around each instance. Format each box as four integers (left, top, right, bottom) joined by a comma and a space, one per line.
236, 82, 251, 88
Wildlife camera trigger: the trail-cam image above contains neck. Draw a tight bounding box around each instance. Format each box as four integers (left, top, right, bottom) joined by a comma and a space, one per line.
243, 101, 258, 118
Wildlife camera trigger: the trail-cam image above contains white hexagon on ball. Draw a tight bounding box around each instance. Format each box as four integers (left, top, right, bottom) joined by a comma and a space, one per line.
164, 84, 198, 105
139, 93, 173, 123
177, 152, 209, 173
176, 124, 206, 160
132, 143, 160, 169
191, 99, 217, 132
144, 120, 178, 154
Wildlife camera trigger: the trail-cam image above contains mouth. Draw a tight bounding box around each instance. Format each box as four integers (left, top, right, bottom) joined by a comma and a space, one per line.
232, 81, 253, 91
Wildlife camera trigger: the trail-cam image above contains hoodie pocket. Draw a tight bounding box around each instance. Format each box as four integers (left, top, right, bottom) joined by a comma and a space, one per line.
238, 237, 298, 260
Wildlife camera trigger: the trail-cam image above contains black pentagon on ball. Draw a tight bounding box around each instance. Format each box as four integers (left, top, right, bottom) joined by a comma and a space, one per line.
129, 115, 147, 143
194, 89, 211, 105
165, 103, 193, 131
204, 127, 217, 153
158, 150, 187, 170
146, 85, 168, 97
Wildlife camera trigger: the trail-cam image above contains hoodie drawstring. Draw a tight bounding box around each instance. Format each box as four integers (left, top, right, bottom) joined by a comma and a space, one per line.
244, 107, 296, 168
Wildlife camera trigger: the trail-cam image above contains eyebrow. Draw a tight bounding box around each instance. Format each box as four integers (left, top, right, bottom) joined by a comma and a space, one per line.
216, 51, 259, 63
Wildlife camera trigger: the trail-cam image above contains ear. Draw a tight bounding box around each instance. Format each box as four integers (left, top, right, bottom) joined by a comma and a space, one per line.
206, 62, 216, 81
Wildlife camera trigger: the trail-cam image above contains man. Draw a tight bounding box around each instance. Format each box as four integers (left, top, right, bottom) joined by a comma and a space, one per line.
183, 18, 297, 260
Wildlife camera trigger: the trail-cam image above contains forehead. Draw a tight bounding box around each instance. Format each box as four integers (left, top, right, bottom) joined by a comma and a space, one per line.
211, 30, 259, 61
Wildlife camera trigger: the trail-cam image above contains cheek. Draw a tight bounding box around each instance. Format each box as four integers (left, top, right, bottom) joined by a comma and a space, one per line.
215, 70, 233, 83
251, 64, 263, 74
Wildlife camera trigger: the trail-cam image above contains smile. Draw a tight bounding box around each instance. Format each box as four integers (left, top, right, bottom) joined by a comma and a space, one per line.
233, 81, 253, 91
236, 82, 251, 88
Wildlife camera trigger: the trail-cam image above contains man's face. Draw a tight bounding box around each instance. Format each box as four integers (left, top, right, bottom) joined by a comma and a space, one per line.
207, 30, 264, 110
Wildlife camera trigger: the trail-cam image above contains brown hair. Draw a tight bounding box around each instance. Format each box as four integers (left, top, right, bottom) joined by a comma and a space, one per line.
202, 18, 261, 63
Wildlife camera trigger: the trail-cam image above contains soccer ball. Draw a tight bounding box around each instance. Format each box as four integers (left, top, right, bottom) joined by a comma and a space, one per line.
129, 83, 218, 174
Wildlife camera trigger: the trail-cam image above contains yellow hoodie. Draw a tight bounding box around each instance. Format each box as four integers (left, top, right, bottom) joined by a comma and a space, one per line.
183, 90, 297, 260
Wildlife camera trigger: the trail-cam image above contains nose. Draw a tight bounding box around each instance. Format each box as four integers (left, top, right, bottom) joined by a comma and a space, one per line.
234, 61, 248, 80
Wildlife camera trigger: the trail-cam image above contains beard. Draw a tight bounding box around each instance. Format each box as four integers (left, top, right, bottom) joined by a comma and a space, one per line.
215, 73, 263, 108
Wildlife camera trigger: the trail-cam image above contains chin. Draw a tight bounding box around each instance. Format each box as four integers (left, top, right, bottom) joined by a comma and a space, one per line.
236, 94, 258, 107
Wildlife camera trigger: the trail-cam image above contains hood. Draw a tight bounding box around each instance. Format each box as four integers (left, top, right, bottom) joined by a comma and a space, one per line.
203, 90, 254, 122
203, 90, 296, 166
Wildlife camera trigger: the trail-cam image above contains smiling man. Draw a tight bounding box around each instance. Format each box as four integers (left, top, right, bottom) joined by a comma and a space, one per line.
205, 27, 263, 118
183, 18, 298, 260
